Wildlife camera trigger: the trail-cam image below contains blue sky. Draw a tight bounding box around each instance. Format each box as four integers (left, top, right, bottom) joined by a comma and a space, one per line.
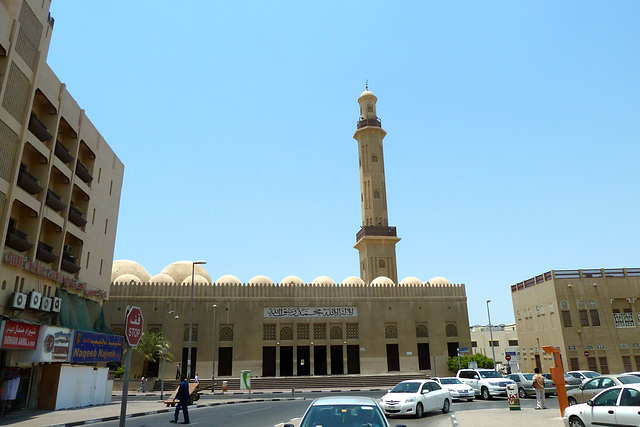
47, 1, 640, 325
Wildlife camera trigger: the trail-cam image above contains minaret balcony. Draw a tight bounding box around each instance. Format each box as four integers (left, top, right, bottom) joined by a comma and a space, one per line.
357, 117, 382, 129
356, 226, 397, 242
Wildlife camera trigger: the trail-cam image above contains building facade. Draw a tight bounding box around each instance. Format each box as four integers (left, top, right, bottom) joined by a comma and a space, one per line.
470, 323, 520, 373
105, 88, 472, 381
0, 0, 124, 411
511, 268, 640, 375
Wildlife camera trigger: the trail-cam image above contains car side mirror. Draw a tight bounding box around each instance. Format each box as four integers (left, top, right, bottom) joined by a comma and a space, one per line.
422, 390, 429, 394
587, 400, 594, 407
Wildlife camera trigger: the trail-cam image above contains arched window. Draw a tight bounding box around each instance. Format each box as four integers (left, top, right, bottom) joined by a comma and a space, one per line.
385, 325, 398, 339
445, 324, 458, 337
373, 190, 380, 199
367, 104, 373, 113
112, 328, 124, 336
183, 327, 197, 342
416, 325, 428, 338
280, 327, 293, 340
220, 327, 233, 341
379, 259, 386, 268
330, 326, 343, 340
372, 155, 378, 162
149, 327, 161, 334
578, 300, 587, 310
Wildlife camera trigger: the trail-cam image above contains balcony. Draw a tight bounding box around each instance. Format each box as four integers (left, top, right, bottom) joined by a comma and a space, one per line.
356, 226, 397, 242
61, 252, 80, 274
356, 117, 382, 129
68, 204, 87, 227
28, 113, 53, 142
36, 241, 58, 263
17, 167, 44, 195
54, 140, 74, 163
75, 160, 93, 183
46, 189, 66, 211
5, 227, 34, 252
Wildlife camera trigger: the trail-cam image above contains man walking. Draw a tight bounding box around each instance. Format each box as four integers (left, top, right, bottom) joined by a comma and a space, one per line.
170, 375, 190, 424
532, 367, 547, 409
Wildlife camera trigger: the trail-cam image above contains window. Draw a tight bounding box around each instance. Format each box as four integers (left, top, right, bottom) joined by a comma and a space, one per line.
183, 327, 197, 342
378, 259, 385, 268
562, 310, 572, 327
445, 324, 458, 337
313, 323, 326, 340
635, 355, 640, 370
590, 309, 600, 326
490, 340, 499, 347
330, 326, 343, 339
471, 341, 477, 348
346, 323, 358, 339
569, 357, 580, 371
620, 387, 640, 406
385, 325, 398, 339
297, 323, 309, 340
579, 309, 589, 327
372, 155, 378, 162
373, 190, 380, 199
587, 357, 598, 372
508, 339, 519, 346
263, 324, 276, 340
280, 326, 293, 340
593, 388, 620, 406
623, 356, 632, 372
599, 357, 609, 374
220, 327, 233, 341
415, 324, 428, 338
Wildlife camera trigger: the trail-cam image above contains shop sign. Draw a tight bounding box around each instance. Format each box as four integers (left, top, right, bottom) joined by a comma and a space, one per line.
1, 320, 39, 350
70, 331, 123, 363
40, 326, 72, 362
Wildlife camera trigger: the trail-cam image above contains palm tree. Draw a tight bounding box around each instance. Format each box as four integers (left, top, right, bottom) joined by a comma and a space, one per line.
134, 331, 174, 377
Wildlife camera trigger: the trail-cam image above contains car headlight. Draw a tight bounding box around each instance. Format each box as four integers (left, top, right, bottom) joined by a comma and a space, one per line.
404, 397, 415, 403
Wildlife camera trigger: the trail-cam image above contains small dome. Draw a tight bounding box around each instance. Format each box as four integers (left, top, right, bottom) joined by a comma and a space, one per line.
429, 276, 451, 285
371, 276, 395, 286
149, 273, 175, 285
161, 261, 212, 285
281, 276, 304, 286
215, 275, 241, 285
181, 274, 209, 286
342, 276, 365, 286
113, 274, 142, 285
111, 260, 151, 282
359, 90, 377, 102
312, 276, 335, 285
248, 275, 273, 285
399, 277, 422, 286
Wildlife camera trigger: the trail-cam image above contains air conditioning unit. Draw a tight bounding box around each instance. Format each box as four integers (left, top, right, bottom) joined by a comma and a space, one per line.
10, 292, 27, 310
41, 297, 52, 312
28, 291, 41, 310
52, 296, 61, 313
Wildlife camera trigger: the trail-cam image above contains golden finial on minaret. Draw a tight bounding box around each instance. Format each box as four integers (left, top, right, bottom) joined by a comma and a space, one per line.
365, 80, 368, 91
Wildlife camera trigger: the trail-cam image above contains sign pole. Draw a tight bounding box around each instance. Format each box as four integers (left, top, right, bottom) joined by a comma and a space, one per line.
119, 344, 132, 427
120, 305, 143, 427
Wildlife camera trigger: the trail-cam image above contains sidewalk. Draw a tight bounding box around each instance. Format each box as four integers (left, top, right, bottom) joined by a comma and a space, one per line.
452, 407, 565, 427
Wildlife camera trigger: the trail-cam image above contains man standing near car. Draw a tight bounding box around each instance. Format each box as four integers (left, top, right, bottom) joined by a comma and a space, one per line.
170, 375, 190, 424
533, 368, 547, 409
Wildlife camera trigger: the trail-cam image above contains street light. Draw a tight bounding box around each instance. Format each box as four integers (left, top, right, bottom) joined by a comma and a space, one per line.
486, 299, 497, 370
161, 300, 179, 400
212, 304, 217, 393
188, 260, 207, 379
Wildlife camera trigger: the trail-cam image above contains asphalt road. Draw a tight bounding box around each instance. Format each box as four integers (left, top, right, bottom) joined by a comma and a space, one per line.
96, 391, 560, 427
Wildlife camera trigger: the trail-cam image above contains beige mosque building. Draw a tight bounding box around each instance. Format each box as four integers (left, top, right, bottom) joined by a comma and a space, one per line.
106, 88, 472, 380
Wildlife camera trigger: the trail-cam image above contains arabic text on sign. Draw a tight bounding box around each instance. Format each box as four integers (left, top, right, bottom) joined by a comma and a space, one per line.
264, 307, 357, 318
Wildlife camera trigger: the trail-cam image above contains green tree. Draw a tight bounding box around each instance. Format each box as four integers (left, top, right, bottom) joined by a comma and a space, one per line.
447, 352, 495, 373
134, 331, 174, 377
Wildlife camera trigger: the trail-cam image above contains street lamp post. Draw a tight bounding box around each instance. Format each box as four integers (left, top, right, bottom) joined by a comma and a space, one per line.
161, 301, 178, 400
486, 299, 497, 370
188, 260, 207, 379
212, 304, 217, 393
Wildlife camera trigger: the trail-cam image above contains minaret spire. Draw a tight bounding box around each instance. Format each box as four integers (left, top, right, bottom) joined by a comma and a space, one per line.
353, 87, 400, 285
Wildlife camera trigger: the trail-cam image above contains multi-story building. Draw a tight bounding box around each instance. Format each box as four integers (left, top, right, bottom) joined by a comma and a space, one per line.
511, 268, 640, 375
105, 88, 472, 381
0, 0, 124, 410
470, 323, 521, 372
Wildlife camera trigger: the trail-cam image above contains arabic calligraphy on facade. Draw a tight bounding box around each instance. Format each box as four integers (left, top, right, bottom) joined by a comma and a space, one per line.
264, 307, 358, 318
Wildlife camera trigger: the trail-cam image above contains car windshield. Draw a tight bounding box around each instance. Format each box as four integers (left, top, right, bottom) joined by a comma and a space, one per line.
390, 382, 421, 393
522, 374, 534, 380
584, 372, 600, 378
480, 371, 503, 379
300, 404, 386, 427
618, 376, 640, 384
439, 378, 462, 385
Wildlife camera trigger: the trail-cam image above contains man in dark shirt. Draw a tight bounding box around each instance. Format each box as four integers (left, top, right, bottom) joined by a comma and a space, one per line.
170, 375, 190, 424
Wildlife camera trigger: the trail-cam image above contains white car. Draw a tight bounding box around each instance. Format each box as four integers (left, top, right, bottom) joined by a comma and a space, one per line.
457, 368, 516, 399
567, 370, 601, 385
433, 377, 475, 401
380, 379, 452, 418
563, 383, 640, 427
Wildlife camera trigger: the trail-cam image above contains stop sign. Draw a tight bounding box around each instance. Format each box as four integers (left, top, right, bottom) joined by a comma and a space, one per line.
584, 351, 590, 357
505, 354, 511, 361
125, 306, 144, 347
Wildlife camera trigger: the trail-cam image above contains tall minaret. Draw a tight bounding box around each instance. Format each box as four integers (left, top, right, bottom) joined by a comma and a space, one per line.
353, 85, 400, 285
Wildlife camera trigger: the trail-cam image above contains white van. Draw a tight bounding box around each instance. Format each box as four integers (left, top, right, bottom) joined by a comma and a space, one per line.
456, 368, 515, 399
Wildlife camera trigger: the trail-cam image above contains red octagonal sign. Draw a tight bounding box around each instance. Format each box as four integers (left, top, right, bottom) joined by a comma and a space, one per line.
126, 306, 144, 347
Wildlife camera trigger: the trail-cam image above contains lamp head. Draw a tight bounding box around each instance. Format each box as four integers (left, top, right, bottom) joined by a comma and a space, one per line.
193, 260, 207, 265
486, 299, 492, 303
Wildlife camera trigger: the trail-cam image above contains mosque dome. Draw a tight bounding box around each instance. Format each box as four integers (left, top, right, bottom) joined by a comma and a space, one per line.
215, 275, 241, 285
399, 277, 422, 286
428, 276, 451, 285
312, 276, 336, 285
371, 276, 395, 286
359, 90, 377, 102
248, 275, 273, 285
281, 276, 305, 286
181, 274, 209, 286
342, 276, 365, 286
111, 260, 151, 282
160, 261, 212, 285
149, 273, 175, 285
113, 273, 142, 285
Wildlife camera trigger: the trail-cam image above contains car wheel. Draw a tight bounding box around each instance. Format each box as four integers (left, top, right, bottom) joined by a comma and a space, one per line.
442, 399, 450, 414
415, 402, 423, 418
568, 416, 586, 427
481, 387, 491, 400
518, 387, 527, 398
568, 397, 578, 406
467, 398, 474, 402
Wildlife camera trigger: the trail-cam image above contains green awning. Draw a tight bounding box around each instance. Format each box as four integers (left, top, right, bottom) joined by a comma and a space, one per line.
56, 288, 111, 334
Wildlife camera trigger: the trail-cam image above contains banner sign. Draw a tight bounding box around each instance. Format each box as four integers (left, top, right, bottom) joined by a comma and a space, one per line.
40, 326, 72, 362
264, 307, 357, 318
70, 330, 123, 363
1, 320, 40, 350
